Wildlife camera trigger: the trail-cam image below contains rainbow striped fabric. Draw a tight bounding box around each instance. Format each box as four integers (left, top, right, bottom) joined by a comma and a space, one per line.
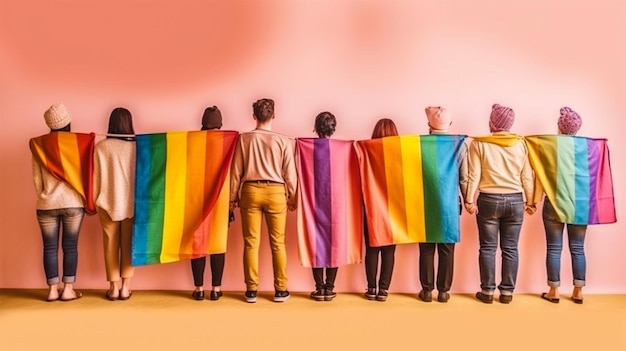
295, 138, 364, 268
132, 131, 238, 265
29, 132, 96, 214
526, 135, 616, 225
356, 135, 466, 246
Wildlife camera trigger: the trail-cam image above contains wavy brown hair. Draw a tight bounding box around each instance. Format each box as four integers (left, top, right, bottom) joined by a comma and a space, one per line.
253, 98, 274, 122
314, 111, 336, 138
371, 118, 398, 139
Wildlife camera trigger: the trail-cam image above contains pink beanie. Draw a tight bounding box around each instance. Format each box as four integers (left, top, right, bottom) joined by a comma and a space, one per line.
489, 103, 515, 132
557, 107, 582, 135
425, 106, 451, 131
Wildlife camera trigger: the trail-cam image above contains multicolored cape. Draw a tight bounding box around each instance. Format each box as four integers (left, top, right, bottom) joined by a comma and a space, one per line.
356, 135, 466, 246
29, 132, 96, 214
132, 130, 238, 265
295, 138, 364, 268
526, 135, 616, 225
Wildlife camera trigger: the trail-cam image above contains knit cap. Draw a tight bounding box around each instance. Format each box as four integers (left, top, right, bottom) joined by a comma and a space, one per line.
557, 107, 582, 135
425, 106, 451, 131
202, 106, 222, 130
43, 103, 71, 130
489, 103, 515, 132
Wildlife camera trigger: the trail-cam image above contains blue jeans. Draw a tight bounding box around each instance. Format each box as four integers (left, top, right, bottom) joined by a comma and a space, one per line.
542, 200, 587, 287
476, 193, 524, 294
36, 208, 85, 285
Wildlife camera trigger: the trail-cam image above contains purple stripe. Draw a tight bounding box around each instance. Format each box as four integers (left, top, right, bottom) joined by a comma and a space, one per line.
314, 138, 332, 267
586, 139, 600, 224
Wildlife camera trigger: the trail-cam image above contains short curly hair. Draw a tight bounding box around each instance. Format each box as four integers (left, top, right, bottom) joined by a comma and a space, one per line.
314, 111, 337, 138
253, 98, 275, 122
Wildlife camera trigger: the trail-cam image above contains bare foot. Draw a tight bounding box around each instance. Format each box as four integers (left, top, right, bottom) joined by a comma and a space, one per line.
46, 286, 60, 302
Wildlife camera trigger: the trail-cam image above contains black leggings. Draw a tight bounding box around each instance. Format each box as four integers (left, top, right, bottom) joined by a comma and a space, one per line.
190, 254, 225, 287
364, 226, 396, 290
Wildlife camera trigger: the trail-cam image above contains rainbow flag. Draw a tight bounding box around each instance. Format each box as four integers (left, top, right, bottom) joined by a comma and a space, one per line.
132, 130, 238, 265
356, 135, 466, 246
29, 132, 96, 214
526, 135, 616, 225
295, 138, 364, 268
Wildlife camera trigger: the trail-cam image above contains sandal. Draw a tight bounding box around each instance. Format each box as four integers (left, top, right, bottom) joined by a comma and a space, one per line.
105, 290, 118, 301
541, 292, 560, 303
60, 291, 83, 302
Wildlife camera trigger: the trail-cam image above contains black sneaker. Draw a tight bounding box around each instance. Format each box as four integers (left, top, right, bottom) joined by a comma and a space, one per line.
274, 290, 290, 302
418, 290, 432, 302
376, 289, 389, 302
437, 291, 450, 303
191, 290, 205, 301
365, 288, 377, 300
475, 292, 494, 304
310, 289, 325, 301
245, 290, 257, 303
210, 290, 223, 301
499, 294, 513, 304
324, 288, 337, 301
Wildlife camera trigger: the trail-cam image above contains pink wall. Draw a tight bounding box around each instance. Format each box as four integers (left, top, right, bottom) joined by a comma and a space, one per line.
1, 0, 624, 293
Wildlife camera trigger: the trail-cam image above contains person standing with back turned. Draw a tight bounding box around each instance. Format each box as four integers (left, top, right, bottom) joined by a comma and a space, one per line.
230, 98, 298, 303
418, 107, 468, 303
464, 104, 534, 304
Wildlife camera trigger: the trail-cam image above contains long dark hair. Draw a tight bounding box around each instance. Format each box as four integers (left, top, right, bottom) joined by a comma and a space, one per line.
107, 107, 135, 141
371, 118, 398, 139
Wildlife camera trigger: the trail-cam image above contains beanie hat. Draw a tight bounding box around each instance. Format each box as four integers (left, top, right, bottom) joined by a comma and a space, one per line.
557, 107, 582, 135
43, 103, 71, 130
489, 103, 515, 132
202, 106, 222, 130
425, 106, 451, 131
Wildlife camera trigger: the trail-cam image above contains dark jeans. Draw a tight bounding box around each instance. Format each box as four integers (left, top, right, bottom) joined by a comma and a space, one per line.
542, 200, 587, 287
36, 208, 85, 285
418, 243, 455, 292
312, 267, 338, 290
476, 193, 524, 294
191, 254, 225, 287
364, 226, 396, 290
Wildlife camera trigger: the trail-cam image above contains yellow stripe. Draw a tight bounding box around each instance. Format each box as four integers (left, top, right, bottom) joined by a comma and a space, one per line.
401, 136, 426, 242
160, 132, 188, 263
57, 132, 84, 195
383, 137, 407, 243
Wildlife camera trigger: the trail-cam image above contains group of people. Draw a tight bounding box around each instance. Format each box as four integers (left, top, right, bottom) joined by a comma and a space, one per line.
31, 100, 589, 305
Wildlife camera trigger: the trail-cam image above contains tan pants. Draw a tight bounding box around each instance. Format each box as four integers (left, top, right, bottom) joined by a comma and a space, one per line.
98, 209, 134, 282
239, 182, 288, 291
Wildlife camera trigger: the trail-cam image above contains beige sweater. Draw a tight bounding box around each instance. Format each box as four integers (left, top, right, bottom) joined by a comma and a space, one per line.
32, 159, 84, 210
466, 132, 534, 203
93, 138, 136, 221
230, 129, 298, 203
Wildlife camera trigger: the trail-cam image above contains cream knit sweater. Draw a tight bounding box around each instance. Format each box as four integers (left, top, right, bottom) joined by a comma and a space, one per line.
32, 159, 84, 210
93, 138, 136, 221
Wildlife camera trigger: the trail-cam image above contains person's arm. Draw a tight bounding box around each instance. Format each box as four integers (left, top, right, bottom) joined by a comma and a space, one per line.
229, 138, 244, 209
464, 140, 480, 214
32, 158, 43, 195
520, 144, 536, 214
282, 139, 298, 210
458, 142, 469, 202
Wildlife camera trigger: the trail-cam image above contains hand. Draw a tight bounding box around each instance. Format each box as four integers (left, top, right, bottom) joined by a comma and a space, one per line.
525, 204, 537, 215
287, 199, 297, 211
229, 200, 238, 211
464, 202, 477, 215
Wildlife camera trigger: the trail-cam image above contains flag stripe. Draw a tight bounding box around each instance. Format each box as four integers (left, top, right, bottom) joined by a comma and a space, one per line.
314, 139, 332, 266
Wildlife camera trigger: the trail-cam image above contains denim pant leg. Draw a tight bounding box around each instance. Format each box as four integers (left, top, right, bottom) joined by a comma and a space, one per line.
476, 195, 501, 293
37, 210, 62, 285
543, 201, 564, 287
567, 224, 587, 287
60, 208, 84, 283
498, 197, 523, 294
